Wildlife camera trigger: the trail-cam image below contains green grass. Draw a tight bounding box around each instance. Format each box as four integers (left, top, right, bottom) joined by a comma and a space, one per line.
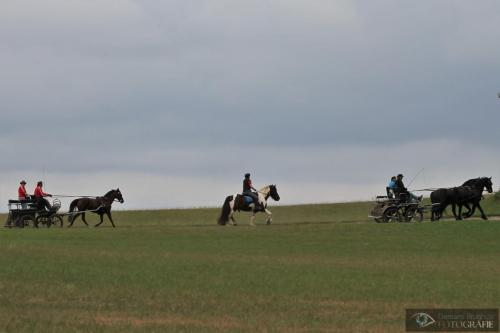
0, 196, 499, 332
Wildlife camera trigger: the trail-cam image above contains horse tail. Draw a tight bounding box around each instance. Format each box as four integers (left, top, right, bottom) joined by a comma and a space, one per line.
218, 195, 233, 225
68, 199, 79, 222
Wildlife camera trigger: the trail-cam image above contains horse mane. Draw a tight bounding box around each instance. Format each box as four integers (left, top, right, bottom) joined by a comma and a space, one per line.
259, 185, 271, 193
104, 189, 117, 198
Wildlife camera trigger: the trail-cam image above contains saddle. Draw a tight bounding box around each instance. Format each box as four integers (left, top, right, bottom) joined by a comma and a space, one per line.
234, 194, 261, 211
243, 196, 254, 204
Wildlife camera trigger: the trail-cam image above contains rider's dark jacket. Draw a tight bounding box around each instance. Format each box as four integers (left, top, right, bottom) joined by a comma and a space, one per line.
243, 179, 253, 193
394, 178, 409, 198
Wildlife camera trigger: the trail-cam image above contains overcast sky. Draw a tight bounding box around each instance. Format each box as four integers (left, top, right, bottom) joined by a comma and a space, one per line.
1, 0, 499, 212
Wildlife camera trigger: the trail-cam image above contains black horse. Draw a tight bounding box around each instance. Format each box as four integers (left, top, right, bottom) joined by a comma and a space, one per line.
458, 177, 493, 219
430, 187, 455, 221
68, 189, 124, 227
431, 177, 492, 221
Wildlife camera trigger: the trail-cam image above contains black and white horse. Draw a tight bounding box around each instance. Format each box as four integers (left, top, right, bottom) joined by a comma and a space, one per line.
218, 185, 280, 226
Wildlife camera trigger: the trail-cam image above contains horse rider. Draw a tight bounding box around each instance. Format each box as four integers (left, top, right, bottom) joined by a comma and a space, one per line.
243, 173, 261, 209
33, 181, 53, 210
18, 180, 29, 209
394, 174, 422, 202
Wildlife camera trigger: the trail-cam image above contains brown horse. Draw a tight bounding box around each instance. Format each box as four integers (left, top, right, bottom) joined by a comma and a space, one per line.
68, 189, 124, 227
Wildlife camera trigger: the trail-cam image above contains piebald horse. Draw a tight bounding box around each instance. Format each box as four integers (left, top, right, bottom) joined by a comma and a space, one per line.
218, 185, 280, 226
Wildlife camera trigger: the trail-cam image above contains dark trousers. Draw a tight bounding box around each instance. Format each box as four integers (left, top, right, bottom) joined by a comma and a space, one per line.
36, 197, 51, 210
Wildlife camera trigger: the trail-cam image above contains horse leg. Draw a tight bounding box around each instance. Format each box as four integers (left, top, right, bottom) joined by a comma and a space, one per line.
81, 212, 89, 227
457, 204, 464, 221
431, 205, 439, 221
106, 211, 116, 228
228, 211, 236, 226
68, 212, 79, 227
452, 204, 461, 220
439, 207, 445, 220
249, 211, 256, 226
264, 209, 273, 225
95, 213, 104, 227
476, 202, 488, 220
432, 208, 441, 221
467, 202, 478, 218
462, 203, 473, 218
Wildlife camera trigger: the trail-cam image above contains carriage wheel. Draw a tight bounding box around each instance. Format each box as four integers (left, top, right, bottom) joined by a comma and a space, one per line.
4, 213, 13, 228
18, 215, 36, 228
382, 206, 400, 222
50, 216, 64, 228
404, 207, 424, 223
35, 216, 48, 228
414, 208, 424, 222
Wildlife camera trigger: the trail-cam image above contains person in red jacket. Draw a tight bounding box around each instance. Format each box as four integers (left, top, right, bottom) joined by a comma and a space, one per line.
34, 181, 52, 210
18, 180, 29, 209
242, 173, 261, 209
18, 180, 28, 200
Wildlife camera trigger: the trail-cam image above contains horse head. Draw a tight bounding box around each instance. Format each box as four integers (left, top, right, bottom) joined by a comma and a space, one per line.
115, 188, 125, 203
484, 177, 493, 193
268, 184, 280, 201
463, 177, 493, 194
105, 188, 124, 203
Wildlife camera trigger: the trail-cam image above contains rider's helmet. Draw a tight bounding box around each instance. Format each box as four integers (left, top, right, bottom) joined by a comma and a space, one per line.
245, 173, 250, 178
20, 180, 26, 185
397, 174, 404, 178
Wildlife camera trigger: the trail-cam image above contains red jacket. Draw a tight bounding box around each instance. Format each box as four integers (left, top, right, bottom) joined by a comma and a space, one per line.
243, 179, 254, 192
34, 186, 49, 198
18, 185, 27, 200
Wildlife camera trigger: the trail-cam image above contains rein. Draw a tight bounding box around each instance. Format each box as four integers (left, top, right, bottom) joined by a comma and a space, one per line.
53, 194, 98, 198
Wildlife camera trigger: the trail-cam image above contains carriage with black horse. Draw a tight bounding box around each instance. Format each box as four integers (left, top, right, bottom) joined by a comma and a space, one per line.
370, 177, 493, 223
369, 188, 425, 223
4, 197, 64, 228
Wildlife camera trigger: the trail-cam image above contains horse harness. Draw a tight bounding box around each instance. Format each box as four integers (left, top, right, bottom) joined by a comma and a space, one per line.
95, 196, 113, 212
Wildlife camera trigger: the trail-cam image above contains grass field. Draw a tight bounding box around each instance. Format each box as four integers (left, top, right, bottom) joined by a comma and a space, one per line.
1, 196, 499, 332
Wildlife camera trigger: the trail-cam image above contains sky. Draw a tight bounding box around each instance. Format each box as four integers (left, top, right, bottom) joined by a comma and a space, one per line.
1, 0, 499, 212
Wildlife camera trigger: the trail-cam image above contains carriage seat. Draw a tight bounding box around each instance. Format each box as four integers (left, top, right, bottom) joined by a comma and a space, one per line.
8, 198, 35, 204
8, 199, 38, 211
